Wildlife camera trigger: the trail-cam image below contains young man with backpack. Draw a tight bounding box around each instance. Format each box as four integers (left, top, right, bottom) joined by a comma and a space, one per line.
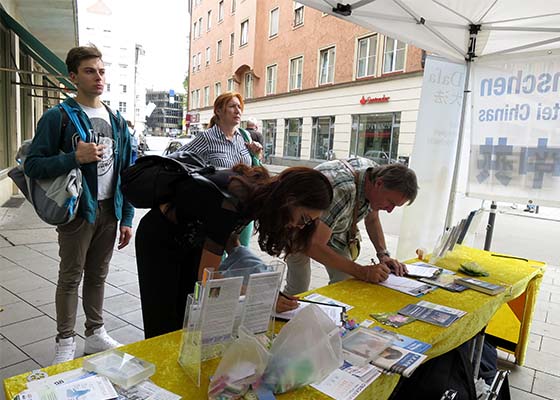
24, 45, 134, 364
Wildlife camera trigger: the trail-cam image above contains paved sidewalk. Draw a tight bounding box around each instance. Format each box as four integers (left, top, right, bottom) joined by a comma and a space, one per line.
1, 199, 560, 399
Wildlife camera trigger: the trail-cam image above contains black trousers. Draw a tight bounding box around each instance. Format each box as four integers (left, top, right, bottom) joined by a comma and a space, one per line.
135, 208, 201, 339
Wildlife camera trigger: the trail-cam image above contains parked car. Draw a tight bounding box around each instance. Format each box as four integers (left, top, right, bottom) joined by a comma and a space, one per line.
364, 150, 391, 165
162, 137, 194, 156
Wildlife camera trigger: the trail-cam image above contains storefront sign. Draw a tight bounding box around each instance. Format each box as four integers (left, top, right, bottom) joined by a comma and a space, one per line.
359, 95, 390, 105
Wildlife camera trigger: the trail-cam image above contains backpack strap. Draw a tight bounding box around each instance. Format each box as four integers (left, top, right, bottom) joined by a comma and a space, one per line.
59, 103, 88, 142
238, 127, 262, 167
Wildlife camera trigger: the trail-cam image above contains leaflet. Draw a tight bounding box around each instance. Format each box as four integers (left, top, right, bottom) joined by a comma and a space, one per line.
370, 326, 432, 354
16, 376, 117, 400
398, 303, 459, 327
371, 346, 427, 378
240, 271, 282, 334
311, 360, 381, 400
405, 262, 442, 278
304, 293, 354, 311
200, 276, 244, 344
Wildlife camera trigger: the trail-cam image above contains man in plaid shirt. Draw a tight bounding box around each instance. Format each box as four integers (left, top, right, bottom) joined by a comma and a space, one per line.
283, 157, 419, 296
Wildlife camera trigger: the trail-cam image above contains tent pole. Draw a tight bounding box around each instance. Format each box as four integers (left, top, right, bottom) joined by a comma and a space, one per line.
444, 60, 472, 230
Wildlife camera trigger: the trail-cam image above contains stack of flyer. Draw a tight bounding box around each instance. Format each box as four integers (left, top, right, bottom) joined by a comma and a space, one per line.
14, 354, 180, 400
312, 326, 431, 399
398, 301, 467, 327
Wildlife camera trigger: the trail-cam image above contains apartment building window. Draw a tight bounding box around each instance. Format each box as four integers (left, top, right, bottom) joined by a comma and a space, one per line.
319, 46, 335, 85
357, 34, 377, 78
383, 37, 405, 73
265, 64, 277, 95
229, 33, 235, 55
293, 2, 304, 27
311, 116, 335, 160
289, 56, 303, 91
244, 73, 253, 99
204, 86, 210, 107
197, 52, 202, 70
120, 84, 127, 93
197, 17, 203, 37
227, 78, 235, 91
105, 100, 110, 106
106, 83, 111, 92
218, 1, 224, 21
207, 10, 212, 31
206, 47, 211, 66
192, 55, 197, 72
269, 8, 279, 37
215, 82, 222, 98
119, 63, 128, 69
193, 21, 197, 38
119, 102, 127, 113
284, 118, 302, 157
262, 120, 277, 160
231, 0, 236, 14
350, 112, 400, 163
191, 89, 201, 109
217, 40, 223, 62
240, 20, 249, 46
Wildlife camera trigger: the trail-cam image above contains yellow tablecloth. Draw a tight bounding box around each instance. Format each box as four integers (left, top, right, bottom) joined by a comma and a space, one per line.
3, 245, 544, 400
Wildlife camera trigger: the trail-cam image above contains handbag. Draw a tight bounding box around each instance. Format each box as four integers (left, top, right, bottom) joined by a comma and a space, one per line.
340, 159, 361, 261
238, 127, 262, 167
8, 106, 85, 226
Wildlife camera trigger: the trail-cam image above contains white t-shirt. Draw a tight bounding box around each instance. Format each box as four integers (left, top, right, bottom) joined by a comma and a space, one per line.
79, 103, 116, 200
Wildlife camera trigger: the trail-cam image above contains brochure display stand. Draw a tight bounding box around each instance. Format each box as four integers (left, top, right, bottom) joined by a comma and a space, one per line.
178, 260, 285, 386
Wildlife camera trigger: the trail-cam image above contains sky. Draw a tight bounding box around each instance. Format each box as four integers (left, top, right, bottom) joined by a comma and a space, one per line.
78, 0, 190, 92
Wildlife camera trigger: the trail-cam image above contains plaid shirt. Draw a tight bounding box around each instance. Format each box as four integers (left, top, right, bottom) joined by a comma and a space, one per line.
316, 157, 378, 251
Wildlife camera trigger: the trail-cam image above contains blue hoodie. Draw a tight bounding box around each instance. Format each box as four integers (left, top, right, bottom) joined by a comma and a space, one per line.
24, 97, 134, 227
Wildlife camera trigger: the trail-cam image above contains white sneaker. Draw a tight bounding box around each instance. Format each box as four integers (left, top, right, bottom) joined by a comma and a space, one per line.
52, 337, 76, 365
84, 327, 122, 354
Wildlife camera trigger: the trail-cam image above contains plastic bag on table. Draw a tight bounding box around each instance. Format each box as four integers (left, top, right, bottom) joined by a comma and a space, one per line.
208, 326, 270, 399
263, 304, 343, 394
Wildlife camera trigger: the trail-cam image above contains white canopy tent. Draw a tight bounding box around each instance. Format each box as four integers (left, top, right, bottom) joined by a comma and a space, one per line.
300, 0, 560, 244
298, 1, 560, 63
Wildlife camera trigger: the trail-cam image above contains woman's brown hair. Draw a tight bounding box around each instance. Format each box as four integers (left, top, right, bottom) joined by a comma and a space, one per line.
209, 92, 244, 128
230, 165, 333, 257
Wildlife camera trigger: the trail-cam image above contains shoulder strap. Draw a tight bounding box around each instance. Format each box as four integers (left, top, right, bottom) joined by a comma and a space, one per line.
238, 127, 252, 143
340, 159, 360, 239
59, 103, 88, 142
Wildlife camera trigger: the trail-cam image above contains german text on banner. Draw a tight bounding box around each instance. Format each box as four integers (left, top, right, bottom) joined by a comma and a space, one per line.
468, 52, 560, 206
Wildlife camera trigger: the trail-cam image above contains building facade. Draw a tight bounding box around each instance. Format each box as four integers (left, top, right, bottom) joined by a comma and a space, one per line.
0, 0, 77, 206
188, 0, 425, 166
79, 0, 146, 126
145, 90, 185, 136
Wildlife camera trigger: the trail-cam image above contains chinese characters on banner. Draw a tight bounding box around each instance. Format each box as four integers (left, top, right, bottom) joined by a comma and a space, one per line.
397, 56, 466, 260
469, 52, 560, 206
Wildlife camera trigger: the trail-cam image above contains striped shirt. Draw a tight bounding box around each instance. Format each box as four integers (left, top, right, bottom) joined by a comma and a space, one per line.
315, 157, 378, 251
180, 125, 252, 169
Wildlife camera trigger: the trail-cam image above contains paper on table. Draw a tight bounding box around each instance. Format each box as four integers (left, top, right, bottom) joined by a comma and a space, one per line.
274, 301, 344, 326
377, 275, 437, 297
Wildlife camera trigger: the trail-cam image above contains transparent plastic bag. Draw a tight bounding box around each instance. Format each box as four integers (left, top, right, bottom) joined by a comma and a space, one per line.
208, 326, 270, 399
263, 304, 343, 393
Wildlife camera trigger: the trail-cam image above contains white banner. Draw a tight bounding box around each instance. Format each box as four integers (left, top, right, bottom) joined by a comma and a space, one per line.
468, 52, 560, 206
397, 56, 466, 260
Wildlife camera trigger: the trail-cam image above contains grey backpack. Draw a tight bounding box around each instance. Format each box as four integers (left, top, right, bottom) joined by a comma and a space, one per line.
8, 105, 85, 226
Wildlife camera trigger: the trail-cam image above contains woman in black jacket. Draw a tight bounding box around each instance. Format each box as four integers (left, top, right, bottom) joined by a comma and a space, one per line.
135, 164, 333, 338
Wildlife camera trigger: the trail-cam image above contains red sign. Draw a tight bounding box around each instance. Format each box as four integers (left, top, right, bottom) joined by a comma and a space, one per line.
359, 95, 390, 105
